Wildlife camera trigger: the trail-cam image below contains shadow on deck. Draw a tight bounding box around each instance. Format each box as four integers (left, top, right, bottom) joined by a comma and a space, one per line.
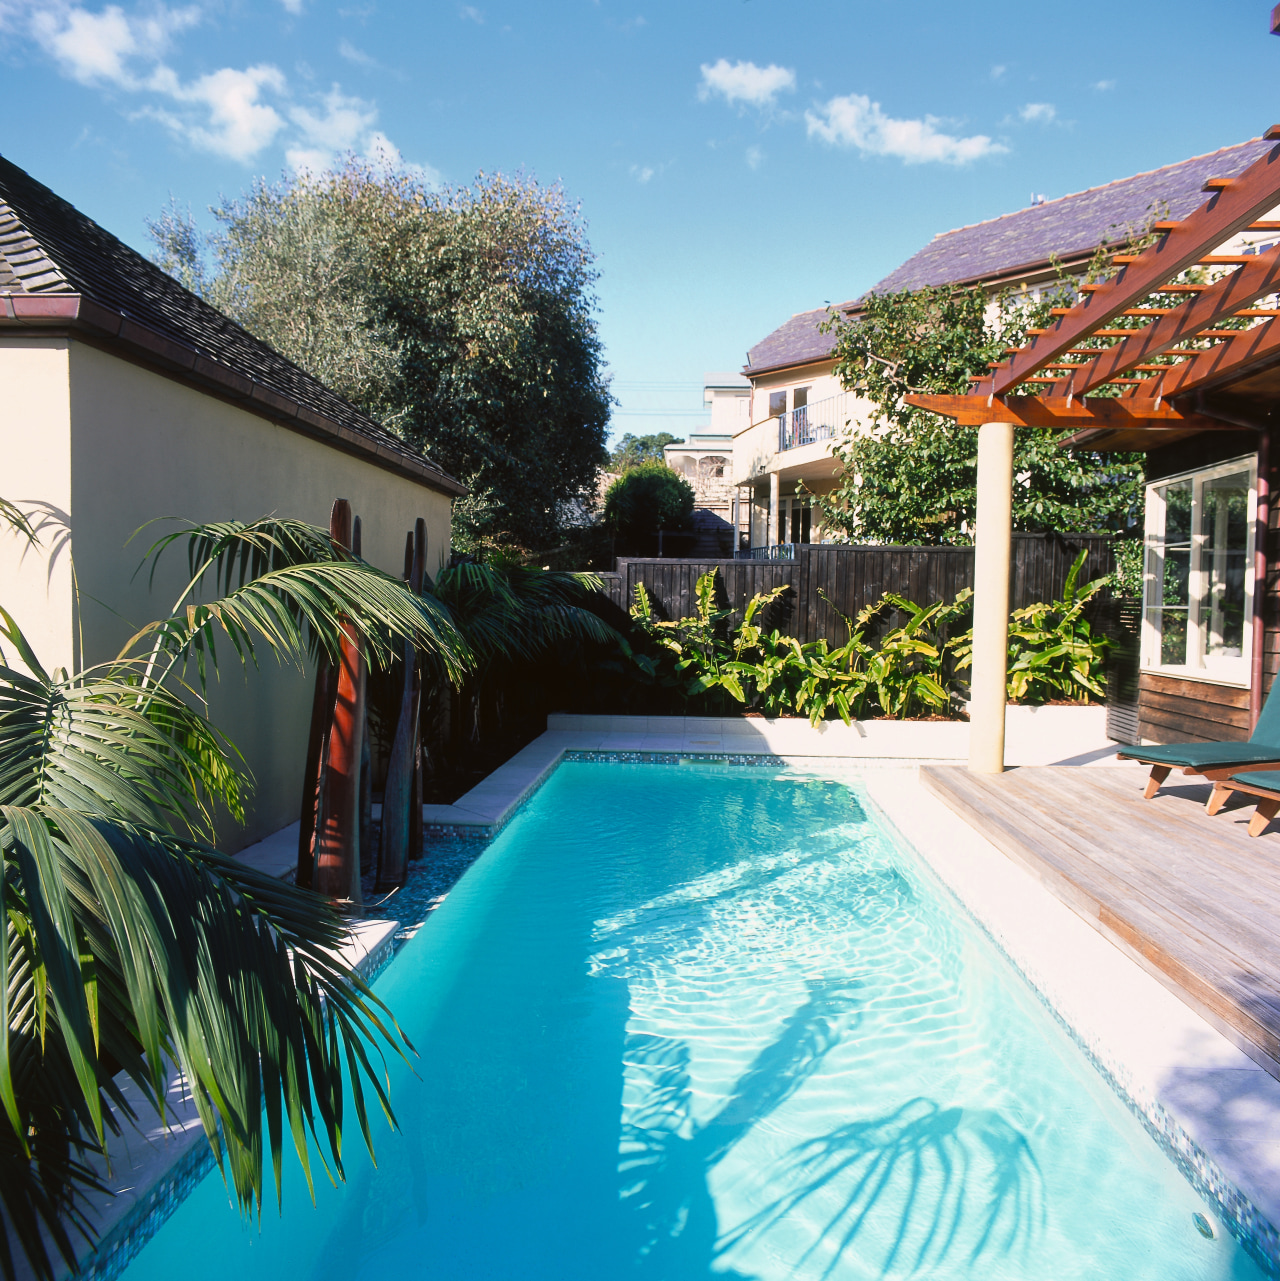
921, 765, 1280, 1078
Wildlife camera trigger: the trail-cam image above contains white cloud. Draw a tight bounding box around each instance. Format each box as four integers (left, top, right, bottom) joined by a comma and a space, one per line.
698, 58, 795, 108
30, 2, 198, 87
806, 93, 1005, 165
279, 0, 303, 11
1093, 79, 1115, 91
990, 64, 1006, 81
629, 163, 655, 184
338, 37, 375, 67
1020, 102, 1056, 124
459, 4, 483, 22
745, 144, 763, 170
148, 63, 287, 161
289, 84, 376, 152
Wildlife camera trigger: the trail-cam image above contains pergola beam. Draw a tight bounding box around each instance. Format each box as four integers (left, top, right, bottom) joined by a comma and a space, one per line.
904, 393, 1236, 432
1144, 317, 1280, 401
989, 131, 1280, 395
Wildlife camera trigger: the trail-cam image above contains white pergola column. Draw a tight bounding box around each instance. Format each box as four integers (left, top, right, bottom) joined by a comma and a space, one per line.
769, 472, 780, 546
969, 421, 1015, 774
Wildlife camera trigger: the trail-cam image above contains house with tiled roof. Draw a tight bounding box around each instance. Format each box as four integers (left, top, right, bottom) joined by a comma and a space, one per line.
0, 155, 464, 846
733, 137, 1279, 553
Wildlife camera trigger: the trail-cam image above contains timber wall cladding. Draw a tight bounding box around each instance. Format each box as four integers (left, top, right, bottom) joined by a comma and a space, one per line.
613, 533, 1117, 646
1137, 672, 1250, 745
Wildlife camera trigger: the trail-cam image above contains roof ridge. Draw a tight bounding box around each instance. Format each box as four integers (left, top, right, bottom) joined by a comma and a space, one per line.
928, 137, 1265, 242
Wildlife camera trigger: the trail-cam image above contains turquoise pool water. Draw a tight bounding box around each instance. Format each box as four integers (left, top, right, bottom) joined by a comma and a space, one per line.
119, 761, 1265, 1279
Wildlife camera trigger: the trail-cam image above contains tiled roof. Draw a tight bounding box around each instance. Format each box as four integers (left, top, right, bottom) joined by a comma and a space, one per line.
744, 307, 832, 376
745, 137, 1271, 377
865, 138, 1270, 295
0, 154, 464, 497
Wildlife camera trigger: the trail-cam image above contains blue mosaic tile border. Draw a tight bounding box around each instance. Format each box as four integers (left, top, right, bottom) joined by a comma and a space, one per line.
76, 1133, 216, 1281
866, 791, 1280, 1278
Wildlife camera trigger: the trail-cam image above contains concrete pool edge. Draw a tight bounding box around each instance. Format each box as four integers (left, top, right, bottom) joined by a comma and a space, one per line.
863, 770, 1280, 1277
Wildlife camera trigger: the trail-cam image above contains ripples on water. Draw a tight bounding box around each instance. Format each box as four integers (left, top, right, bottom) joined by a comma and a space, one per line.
119, 761, 1264, 1281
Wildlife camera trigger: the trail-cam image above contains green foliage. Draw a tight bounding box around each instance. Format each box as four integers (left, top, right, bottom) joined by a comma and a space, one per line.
819, 232, 1153, 545
602, 462, 694, 538
0, 510, 480, 1281
609, 432, 683, 471
626, 567, 1110, 721
149, 162, 612, 553
1001, 550, 1111, 703
1111, 538, 1144, 597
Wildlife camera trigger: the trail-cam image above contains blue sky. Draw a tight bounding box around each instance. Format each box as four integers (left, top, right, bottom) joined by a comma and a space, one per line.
2, 0, 1279, 443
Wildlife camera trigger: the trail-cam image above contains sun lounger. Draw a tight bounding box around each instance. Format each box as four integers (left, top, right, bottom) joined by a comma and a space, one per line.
1117, 684, 1280, 798
1206, 770, 1280, 837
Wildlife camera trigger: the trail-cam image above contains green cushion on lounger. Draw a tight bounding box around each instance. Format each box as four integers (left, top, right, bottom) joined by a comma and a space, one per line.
1118, 740, 1280, 770
1224, 769, 1280, 792
1117, 680, 1280, 772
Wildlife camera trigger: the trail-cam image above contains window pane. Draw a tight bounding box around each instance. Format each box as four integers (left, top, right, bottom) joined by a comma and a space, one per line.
768, 391, 786, 417
793, 386, 809, 410
1200, 470, 1250, 662
1147, 479, 1192, 667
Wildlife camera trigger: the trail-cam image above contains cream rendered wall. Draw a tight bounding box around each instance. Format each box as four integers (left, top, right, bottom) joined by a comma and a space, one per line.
0, 339, 76, 671
66, 340, 452, 850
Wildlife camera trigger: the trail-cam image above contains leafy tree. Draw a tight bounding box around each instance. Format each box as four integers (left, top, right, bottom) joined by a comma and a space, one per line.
819, 276, 1144, 546
602, 462, 694, 544
609, 432, 683, 471
149, 162, 612, 553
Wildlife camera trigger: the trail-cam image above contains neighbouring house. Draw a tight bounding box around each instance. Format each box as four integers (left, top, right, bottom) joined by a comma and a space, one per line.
908, 127, 1280, 754
661, 372, 747, 555
734, 137, 1279, 555
0, 155, 466, 847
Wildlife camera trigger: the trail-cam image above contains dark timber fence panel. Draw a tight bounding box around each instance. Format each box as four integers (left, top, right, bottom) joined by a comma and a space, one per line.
615, 534, 1115, 646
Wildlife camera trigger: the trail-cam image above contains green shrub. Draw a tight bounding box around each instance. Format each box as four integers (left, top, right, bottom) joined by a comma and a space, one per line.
603, 462, 694, 539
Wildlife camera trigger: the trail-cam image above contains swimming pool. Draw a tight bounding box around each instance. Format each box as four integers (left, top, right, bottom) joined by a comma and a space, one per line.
117, 760, 1266, 1279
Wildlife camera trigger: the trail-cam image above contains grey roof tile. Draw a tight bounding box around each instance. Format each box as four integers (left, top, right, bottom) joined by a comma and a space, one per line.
0, 154, 462, 494
745, 138, 1271, 376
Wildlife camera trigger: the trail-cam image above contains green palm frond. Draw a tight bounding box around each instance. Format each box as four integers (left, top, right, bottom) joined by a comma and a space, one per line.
433, 562, 617, 666
128, 518, 470, 689
0, 804, 408, 1281
0, 502, 36, 548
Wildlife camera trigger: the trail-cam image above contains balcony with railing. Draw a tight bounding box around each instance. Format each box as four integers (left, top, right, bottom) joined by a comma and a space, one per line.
777, 390, 857, 451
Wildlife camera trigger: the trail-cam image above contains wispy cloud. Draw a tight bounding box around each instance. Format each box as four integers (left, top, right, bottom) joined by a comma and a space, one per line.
16, 0, 433, 172
990, 64, 1006, 81
1019, 102, 1055, 124
338, 37, 376, 68
459, 4, 483, 22
1093, 79, 1115, 91
698, 58, 795, 108
806, 93, 1005, 165
30, 1, 199, 87
279, 0, 303, 13
629, 163, 655, 184
746, 144, 763, 170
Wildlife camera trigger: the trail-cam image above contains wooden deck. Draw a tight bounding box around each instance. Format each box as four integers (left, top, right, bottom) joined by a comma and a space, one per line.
920, 765, 1280, 1075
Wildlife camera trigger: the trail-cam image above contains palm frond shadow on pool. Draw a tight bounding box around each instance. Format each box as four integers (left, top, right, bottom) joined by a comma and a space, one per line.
619, 984, 1044, 1279
722, 1098, 1045, 1279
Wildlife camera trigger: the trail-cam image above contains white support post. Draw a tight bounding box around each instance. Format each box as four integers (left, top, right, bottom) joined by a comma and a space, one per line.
769, 472, 780, 547
969, 421, 1015, 774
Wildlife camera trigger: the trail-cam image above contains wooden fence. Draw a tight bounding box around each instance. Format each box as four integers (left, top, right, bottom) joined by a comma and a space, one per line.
600, 533, 1117, 646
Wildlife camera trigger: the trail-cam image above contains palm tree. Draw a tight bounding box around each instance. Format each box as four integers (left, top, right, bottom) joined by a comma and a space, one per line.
0, 507, 468, 1281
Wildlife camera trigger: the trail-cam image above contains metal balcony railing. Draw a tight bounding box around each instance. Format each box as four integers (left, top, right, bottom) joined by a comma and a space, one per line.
776, 390, 856, 451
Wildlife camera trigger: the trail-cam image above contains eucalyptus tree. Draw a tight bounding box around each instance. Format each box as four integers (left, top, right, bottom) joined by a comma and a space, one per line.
150, 165, 613, 553
0, 508, 467, 1280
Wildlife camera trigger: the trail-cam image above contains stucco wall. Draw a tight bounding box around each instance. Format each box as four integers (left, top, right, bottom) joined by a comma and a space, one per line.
0, 339, 76, 668
9, 338, 451, 850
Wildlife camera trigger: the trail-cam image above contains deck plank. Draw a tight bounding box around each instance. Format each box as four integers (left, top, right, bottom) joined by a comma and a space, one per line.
919, 766, 1280, 1072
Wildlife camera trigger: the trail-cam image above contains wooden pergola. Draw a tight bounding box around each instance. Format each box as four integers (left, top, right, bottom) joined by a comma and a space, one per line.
908, 127, 1280, 771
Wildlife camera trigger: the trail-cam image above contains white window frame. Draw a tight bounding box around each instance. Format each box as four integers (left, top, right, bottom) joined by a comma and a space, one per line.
1141, 454, 1257, 687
